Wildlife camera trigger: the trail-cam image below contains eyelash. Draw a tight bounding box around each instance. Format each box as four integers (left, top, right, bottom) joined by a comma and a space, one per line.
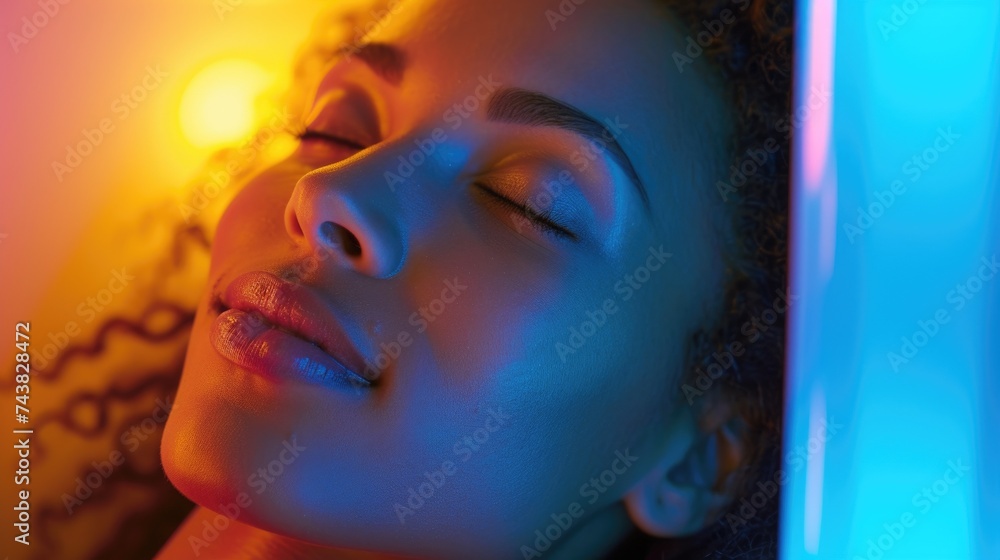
474, 183, 576, 241
288, 124, 367, 150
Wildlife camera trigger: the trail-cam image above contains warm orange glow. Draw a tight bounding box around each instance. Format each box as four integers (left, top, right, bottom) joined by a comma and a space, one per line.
179, 59, 273, 148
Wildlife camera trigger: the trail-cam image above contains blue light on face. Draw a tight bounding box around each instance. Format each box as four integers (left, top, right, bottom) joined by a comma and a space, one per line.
782, 1, 1000, 559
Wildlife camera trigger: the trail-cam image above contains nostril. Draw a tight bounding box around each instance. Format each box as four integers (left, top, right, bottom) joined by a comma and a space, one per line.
319, 221, 362, 257
286, 206, 305, 238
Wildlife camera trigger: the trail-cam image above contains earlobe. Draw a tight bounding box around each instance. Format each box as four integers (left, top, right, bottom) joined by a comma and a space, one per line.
623, 406, 746, 537
624, 463, 702, 536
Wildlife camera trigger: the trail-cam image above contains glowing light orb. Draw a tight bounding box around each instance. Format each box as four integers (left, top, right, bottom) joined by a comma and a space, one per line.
179, 59, 272, 148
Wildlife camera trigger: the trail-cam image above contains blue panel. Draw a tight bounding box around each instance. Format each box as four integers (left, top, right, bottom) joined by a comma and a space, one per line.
782, 1, 1000, 559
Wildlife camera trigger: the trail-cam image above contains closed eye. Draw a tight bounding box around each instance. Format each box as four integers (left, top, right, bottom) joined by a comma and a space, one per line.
473, 182, 577, 241
293, 127, 367, 151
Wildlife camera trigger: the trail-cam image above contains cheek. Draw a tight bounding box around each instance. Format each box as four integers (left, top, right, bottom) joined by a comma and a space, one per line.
385, 197, 564, 388
409, 249, 676, 513
414, 306, 676, 544
210, 164, 302, 264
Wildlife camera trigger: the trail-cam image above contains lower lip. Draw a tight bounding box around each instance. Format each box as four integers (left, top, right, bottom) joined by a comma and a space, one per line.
209, 308, 371, 391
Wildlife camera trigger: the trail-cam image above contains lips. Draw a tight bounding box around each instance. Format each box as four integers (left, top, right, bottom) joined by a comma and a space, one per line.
209, 271, 377, 389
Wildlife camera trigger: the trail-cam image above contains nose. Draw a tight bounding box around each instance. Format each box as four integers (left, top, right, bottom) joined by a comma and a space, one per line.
284, 160, 406, 279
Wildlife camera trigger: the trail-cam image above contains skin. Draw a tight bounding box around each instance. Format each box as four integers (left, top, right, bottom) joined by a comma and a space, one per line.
160, 0, 739, 558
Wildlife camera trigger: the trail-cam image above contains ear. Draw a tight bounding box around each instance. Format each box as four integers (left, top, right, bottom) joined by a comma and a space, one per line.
623, 400, 746, 537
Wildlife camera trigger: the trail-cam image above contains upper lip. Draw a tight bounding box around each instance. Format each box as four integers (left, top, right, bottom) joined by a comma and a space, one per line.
216, 271, 378, 383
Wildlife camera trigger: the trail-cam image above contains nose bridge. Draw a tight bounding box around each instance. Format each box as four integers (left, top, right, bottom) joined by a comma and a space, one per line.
299, 150, 402, 221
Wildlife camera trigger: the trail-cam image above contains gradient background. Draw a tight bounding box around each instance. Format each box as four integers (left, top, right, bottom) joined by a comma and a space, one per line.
0, 1, 354, 558
0, 0, 334, 331
783, 1, 1000, 559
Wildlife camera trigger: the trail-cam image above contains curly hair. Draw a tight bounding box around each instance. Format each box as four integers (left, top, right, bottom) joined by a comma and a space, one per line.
646, 1, 793, 558
21, 2, 792, 558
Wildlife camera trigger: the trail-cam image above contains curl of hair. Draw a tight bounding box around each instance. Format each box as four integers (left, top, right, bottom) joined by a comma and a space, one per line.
649, 1, 793, 558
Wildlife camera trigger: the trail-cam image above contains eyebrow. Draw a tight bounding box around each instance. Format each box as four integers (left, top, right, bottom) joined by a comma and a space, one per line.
486, 87, 649, 209
335, 42, 407, 85
335, 45, 649, 209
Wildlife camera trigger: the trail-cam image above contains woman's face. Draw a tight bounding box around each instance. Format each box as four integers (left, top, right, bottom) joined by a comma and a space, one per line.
163, 0, 731, 556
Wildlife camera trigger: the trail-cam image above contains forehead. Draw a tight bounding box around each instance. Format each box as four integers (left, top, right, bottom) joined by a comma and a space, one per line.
376, 0, 681, 124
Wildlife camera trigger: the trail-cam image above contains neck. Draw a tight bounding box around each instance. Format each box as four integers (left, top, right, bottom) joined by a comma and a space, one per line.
546, 502, 639, 560
155, 507, 403, 560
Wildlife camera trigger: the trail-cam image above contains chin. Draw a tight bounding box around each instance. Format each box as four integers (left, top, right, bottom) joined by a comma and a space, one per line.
160, 329, 269, 513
